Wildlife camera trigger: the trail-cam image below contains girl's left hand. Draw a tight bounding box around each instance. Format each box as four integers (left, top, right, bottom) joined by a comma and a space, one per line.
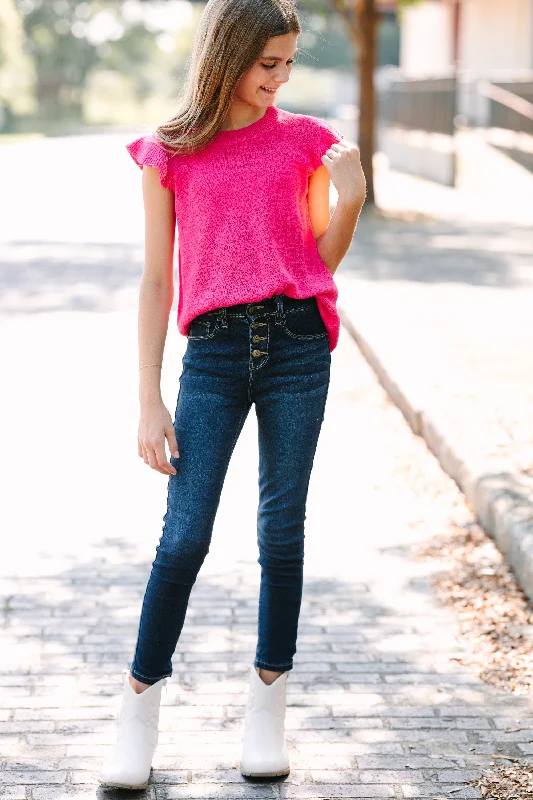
322, 140, 367, 206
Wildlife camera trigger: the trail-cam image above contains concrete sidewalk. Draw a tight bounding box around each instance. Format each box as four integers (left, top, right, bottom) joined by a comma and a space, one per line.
336, 143, 533, 604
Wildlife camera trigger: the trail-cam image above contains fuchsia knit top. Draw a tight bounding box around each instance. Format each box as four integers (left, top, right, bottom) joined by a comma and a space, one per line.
126, 103, 346, 352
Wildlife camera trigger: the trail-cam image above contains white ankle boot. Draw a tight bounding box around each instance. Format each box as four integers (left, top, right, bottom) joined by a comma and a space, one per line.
98, 669, 168, 790
240, 665, 291, 777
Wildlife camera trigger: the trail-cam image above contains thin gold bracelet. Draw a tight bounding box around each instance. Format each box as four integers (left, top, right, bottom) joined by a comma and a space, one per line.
139, 363, 162, 370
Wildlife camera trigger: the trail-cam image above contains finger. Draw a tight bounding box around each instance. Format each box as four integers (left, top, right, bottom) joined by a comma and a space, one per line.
166, 426, 180, 459
140, 442, 149, 465
146, 445, 169, 475
322, 145, 343, 162
328, 141, 348, 150
154, 443, 176, 475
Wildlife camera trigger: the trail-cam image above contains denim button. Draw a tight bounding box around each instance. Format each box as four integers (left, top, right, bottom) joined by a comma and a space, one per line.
252, 349, 262, 357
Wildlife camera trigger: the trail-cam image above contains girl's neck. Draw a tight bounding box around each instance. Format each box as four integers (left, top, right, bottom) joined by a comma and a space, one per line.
220, 103, 270, 132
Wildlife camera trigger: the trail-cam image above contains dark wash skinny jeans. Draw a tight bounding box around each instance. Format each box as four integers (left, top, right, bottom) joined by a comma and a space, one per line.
129, 293, 331, 685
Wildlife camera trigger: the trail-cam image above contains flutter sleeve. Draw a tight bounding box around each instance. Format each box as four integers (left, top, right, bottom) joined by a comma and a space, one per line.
306, 116, 347, 173
125, 134, 174, 191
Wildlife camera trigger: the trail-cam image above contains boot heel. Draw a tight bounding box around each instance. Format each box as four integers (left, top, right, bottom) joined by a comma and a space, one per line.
98, 669, 168, 790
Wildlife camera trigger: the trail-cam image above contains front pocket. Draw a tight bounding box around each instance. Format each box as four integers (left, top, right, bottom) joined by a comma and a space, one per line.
187, 315, 221, 339
282, 305, 328, 339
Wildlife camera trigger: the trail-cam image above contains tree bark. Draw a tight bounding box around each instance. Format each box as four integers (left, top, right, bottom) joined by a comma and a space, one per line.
356, 0, 378, 206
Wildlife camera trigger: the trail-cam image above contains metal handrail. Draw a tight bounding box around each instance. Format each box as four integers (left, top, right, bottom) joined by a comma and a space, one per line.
479, 80, 533, 122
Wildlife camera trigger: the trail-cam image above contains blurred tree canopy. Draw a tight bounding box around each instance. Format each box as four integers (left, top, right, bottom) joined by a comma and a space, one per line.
0, 0, 35, 129
6, 0, 180, 128
0, 0, 399, 133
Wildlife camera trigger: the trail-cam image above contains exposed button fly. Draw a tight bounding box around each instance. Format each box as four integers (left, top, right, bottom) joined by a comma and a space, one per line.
252, 335, 265, 343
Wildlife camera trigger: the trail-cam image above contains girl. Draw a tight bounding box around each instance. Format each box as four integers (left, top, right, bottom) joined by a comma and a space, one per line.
99, 0, 365, 790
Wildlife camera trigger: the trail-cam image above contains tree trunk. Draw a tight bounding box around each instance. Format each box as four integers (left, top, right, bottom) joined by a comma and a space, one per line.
357, 0, 378, 206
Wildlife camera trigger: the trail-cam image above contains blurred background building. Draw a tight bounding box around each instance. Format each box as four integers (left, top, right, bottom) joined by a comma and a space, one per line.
382, 0, 533, 183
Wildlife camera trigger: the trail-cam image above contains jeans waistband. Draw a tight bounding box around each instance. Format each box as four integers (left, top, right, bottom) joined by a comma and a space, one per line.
208, 294, 317, 318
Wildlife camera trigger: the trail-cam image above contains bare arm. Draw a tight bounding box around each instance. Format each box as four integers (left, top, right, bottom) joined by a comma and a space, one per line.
138, 165, 176, 405
315, 141, 367, 277
307, 165, 332, 240
316, 195, 364, 277
137, 165, 180, 475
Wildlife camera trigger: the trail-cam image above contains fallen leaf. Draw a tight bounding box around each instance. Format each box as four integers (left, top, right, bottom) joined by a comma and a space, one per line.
490, 754, 520, 762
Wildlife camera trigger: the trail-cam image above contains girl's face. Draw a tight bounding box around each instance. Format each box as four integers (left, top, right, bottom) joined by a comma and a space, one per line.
233, 32, 298, 108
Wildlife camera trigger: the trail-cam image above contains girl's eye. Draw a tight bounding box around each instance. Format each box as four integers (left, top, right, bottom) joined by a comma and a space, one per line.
261, 59, 295, 69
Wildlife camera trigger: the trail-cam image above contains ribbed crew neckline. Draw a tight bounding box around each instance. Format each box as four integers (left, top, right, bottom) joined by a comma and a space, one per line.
216, 103, 277, 140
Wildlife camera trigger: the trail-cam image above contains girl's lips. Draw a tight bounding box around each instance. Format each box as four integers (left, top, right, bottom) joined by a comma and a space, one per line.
260, 86, 277, 92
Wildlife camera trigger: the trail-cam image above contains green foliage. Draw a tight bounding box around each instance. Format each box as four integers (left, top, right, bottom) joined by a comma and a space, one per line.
3, 0, 403, 132
18, 0, 99, 122
0, 0, 35, 129
298, 10, 354, 71
397, 0, 425, 15
10, 0, 187, 128
296, 3, 399, 70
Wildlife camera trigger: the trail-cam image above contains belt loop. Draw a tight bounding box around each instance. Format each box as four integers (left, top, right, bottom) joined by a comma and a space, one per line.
275, 294, 284, 323
219, 307, 227, 328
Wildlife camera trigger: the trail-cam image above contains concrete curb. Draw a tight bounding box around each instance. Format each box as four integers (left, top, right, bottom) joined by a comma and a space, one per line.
339, 305, 533, 605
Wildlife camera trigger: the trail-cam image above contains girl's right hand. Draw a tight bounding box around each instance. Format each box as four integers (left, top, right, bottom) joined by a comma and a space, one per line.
138, 401, 180, 475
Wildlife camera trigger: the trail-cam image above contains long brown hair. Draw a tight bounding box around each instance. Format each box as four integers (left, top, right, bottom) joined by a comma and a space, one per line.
155, 0, 300, 155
